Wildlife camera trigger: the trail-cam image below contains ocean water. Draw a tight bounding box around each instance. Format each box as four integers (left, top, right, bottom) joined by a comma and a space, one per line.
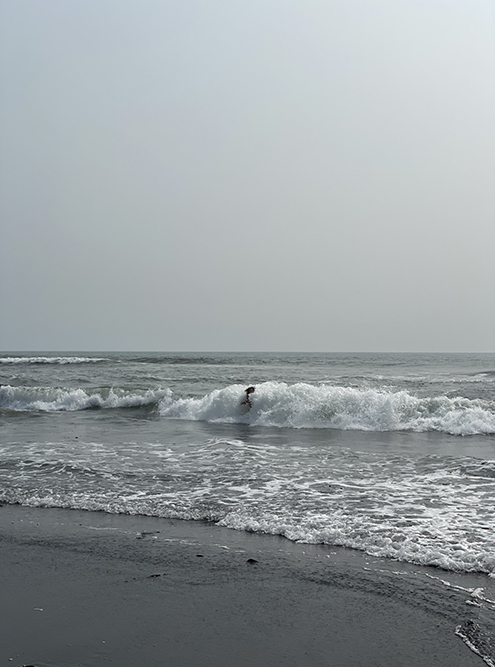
1, 351, 494, 579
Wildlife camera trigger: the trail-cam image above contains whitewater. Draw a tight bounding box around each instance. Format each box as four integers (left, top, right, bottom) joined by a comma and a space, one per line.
1, 351, 495, 578
2, 380, 495, 437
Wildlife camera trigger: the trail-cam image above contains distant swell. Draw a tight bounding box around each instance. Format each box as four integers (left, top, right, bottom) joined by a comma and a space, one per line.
0, 356, 107, 365
159, 382, 495, 436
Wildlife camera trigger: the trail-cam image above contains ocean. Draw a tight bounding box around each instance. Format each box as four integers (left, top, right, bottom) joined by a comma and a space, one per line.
1, 351, 494, 574
2, 351, 495, 662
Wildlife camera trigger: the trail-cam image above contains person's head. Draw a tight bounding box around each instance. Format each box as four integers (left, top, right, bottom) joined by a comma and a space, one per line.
245, 386, 255, 395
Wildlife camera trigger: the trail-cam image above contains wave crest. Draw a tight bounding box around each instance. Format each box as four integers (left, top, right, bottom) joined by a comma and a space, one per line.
159, 382, 495, 436
0, 385, 169, 411
0, 356, 107, 364
2, 381, 494, 435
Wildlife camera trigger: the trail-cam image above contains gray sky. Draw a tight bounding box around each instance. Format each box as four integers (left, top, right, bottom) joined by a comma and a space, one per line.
1, 0, 494, 352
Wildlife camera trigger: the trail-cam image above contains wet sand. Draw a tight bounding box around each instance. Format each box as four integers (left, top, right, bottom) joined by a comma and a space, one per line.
0, 505, 485, 667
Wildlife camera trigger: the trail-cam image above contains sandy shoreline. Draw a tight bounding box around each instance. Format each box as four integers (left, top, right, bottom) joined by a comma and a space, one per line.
0, 505, 486, 667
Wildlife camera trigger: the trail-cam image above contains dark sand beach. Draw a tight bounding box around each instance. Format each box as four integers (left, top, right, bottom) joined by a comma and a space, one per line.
0, 505, 487, 667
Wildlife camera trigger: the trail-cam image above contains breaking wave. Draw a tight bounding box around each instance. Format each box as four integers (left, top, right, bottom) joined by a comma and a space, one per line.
0, 356, 107, 365
0, 385, 169, 411
2, 381, 494, 435
160, 382, 495, 436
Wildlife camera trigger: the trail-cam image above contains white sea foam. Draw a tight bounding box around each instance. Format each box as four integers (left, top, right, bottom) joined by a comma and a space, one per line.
2, 438, 494, 576
0, 385, 169, 411
0, 356, 107, 364
3, 381, 494, 435
159, 382, 495, 436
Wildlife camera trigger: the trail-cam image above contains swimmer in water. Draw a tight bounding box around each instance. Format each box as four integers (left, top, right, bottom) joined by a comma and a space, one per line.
241, 386, 255, 410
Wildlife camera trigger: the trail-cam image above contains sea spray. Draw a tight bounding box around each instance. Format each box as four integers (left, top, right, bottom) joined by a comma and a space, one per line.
159, 382, 495, 436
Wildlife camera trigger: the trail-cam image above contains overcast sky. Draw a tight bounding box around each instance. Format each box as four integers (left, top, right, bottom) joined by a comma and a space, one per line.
1, 0, 494, 352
